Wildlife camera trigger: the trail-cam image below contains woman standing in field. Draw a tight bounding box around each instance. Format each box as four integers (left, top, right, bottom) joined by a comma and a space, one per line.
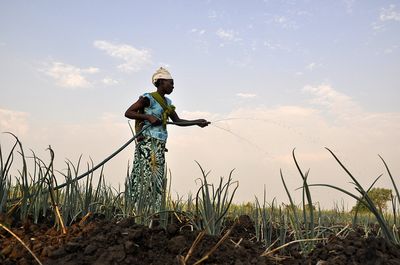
125, 67, 209, 210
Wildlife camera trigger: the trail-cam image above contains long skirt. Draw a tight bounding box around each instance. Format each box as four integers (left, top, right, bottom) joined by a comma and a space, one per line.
128, 136, 166, 210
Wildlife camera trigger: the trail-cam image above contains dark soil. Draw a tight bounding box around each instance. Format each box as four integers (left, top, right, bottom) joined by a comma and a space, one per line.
1, 215, 400, 265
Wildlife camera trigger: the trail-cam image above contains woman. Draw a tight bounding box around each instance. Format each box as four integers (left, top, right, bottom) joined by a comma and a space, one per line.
125, 67, 209, 210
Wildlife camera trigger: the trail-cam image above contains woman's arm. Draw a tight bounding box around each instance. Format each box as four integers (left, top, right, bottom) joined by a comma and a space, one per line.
169, 111, 210, 127
125, 97, 161, 125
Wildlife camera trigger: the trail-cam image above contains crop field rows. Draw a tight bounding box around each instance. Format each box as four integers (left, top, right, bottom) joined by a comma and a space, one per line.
1, 135, 400, 264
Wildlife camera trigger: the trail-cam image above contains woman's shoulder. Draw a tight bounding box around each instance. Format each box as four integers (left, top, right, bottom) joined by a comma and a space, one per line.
142, 92, 154, 102
136, 93, 151, 107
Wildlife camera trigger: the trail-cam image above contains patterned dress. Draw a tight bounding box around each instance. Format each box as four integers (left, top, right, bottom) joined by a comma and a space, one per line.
128, 93, 172, 210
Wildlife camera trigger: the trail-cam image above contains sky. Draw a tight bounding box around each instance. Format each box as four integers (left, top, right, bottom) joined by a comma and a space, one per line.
1, 0, 399, 209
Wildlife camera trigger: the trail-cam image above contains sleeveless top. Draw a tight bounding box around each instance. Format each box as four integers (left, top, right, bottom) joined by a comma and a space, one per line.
142, 93, 172, 142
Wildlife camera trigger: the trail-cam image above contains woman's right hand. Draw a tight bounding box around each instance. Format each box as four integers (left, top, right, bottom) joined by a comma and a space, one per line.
147, 115, 162, 125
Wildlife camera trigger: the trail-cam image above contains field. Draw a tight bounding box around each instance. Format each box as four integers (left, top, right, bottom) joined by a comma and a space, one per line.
2, 214, 400, 265
1, 134, 400, 264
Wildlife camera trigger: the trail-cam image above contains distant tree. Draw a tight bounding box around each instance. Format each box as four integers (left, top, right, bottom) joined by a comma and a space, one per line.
352, 187, 392, 213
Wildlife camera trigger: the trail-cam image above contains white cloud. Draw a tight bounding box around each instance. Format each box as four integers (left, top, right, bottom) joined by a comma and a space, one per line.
102, 77, 119, 85
384, 44, 399, 54
191, 28, 206, 35
306, 62, 316, 71
274, 16, 287, 24
208, 10, 223, 20
270, 15, 299, 29
306, 62, 322, 71
216, 29, 241, 42
94, 40, 152, 72
42, 61, 99, 88
263, 41, 291, 52
371, 21, 386, 32
227, 56, 252, 68
84, 67, 100, 74
189, 29, 210, 53
236, 93, 256, 98
380, 5, 400, 22
343, 0, 355, 14
0, 108, 29, 136
373, 5, 400, 32
302, 85, 354, 108
302, 84, 362, 121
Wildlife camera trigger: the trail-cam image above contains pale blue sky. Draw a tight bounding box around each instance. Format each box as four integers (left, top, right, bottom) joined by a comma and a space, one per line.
1, 1, 399, 207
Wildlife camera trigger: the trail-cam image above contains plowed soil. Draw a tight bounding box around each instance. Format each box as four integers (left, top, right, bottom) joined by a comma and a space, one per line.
1, 215, 400, 265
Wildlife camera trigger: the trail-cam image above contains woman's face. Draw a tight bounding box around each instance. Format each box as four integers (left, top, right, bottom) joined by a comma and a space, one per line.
160, 79, 174, 94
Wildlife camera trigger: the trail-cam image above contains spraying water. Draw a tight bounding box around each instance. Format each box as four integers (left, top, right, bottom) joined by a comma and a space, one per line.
211, 117, 321, 146
209, 122, 275, 160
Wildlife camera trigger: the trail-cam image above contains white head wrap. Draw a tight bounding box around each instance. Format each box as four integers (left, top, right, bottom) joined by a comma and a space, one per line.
152, 67, 173, 85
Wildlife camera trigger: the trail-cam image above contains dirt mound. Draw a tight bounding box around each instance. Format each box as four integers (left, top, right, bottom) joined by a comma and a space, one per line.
1, 216, 400, 265
307, 231, 400, 265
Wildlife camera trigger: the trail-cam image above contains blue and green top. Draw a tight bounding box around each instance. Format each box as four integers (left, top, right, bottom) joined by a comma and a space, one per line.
142, 93, 173, 142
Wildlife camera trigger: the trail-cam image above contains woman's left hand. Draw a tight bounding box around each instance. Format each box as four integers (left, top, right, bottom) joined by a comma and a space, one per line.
197, 119, 210, 128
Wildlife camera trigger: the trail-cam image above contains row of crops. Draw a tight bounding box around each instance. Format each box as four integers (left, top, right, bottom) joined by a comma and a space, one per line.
1, 133, 399, 257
